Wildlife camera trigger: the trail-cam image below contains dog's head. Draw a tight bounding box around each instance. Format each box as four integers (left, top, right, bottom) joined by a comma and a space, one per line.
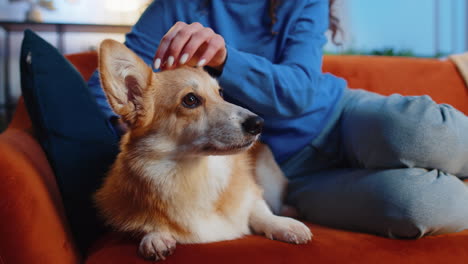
99, 39, 263, 157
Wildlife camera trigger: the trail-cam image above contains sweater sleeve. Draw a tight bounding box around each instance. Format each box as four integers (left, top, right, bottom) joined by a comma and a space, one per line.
218, 0, 346, 118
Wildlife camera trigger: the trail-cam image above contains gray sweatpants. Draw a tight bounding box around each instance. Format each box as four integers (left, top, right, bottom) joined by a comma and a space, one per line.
282, 88, 468, 239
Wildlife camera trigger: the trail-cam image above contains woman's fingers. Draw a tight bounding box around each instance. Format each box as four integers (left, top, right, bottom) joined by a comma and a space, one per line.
198, 34, 226, 69
154, 22, 227, 71
163, 22, 204, 69
154, 21, 187, 69
179, 29, 226, 69
178, 27, 215, 67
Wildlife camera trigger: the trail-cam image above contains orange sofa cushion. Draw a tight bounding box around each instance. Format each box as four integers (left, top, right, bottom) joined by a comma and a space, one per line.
0, 128, 80, 264
323, 55, 468, 114
86, 224, 468, 264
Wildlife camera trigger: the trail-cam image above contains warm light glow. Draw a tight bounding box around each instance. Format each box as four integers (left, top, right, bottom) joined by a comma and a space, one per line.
105, 0, 140, 13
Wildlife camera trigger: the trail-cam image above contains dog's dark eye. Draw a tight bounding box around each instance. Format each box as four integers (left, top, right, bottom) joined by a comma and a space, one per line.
182, 93, 201, 108
219, 88, 224, 98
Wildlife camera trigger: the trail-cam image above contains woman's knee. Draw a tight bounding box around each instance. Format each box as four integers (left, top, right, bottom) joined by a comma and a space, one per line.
385, 96, 462, 168
370, 169, 468, 238
287, 168, 468, 239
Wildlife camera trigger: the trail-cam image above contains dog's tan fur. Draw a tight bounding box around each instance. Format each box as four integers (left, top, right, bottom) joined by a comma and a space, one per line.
95, 39, 312, 261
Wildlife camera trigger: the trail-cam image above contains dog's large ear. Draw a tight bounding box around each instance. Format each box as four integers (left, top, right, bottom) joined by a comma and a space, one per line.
98, 39, 152, 127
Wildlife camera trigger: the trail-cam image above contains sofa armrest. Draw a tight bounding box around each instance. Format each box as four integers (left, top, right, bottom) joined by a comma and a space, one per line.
0, 129, 80, 264
323, 55, 468, 115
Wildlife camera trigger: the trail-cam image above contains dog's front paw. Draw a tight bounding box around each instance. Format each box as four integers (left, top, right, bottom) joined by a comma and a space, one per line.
264, 216, 312, 244
139, 232, 176, 261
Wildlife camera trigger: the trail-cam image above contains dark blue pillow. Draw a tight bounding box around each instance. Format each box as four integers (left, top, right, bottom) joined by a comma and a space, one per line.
20, 29, 119, 253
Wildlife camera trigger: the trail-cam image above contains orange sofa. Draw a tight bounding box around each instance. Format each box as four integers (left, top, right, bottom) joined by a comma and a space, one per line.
1, 52, 468, 264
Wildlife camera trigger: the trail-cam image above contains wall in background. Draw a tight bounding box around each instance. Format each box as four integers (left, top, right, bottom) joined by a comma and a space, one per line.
325, 0, 468, 57
0, 0, 147, 25
0, 0, 149, 111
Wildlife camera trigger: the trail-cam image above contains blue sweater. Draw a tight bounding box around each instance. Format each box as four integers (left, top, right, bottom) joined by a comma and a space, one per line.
88, 0, 347, 163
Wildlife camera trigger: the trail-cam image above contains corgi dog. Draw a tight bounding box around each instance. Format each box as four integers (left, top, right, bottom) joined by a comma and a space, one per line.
95, 39, 312, 261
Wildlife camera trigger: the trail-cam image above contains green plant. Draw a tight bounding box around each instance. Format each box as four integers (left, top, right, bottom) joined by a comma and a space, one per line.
369, 48, 415, 57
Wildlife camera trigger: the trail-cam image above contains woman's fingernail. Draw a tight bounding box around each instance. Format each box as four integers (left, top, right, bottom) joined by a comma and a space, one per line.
197, 58, 206, 67
154, 58, 161, 69
180, 53, 189, 64
167, 56, 174, 67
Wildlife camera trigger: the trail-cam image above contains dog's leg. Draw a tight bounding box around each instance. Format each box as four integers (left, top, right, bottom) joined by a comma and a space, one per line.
139, 231, 177, 261
253, 144, 288, 214
253, 144, 299, 217
249, 199, 312, 244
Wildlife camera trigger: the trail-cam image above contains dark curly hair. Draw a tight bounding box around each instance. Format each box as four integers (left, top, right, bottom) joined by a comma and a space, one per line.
328, 0, 341, 44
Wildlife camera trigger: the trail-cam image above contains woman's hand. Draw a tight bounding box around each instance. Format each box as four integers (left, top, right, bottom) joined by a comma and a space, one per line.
154, 21, 227, 71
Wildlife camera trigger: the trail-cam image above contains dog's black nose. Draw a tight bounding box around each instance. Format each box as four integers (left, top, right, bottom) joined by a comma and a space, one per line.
242, 116, 264, 135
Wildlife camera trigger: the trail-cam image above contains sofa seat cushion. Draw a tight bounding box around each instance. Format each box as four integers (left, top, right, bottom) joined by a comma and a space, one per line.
86, 223, 468, 264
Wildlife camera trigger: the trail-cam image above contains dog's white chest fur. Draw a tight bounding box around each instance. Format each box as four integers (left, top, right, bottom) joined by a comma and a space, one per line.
183, 195, 253, 243
143, 155, 254, 243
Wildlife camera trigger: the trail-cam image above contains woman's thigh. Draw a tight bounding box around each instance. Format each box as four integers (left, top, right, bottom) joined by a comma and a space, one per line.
341, 89, 468, 177
286, 167, 468, 238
